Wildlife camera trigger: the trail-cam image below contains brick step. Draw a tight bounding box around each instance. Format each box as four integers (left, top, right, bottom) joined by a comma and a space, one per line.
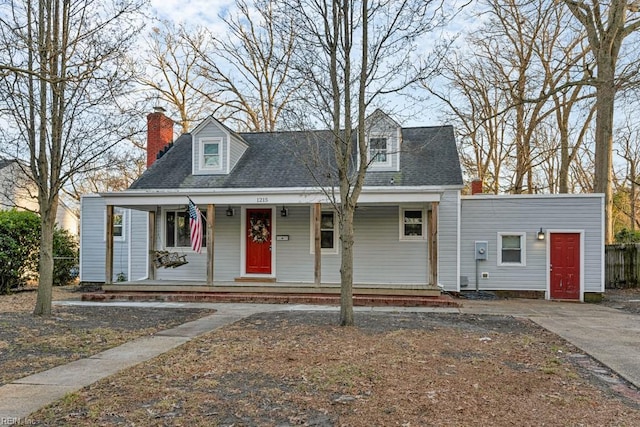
82, 292, 461, 308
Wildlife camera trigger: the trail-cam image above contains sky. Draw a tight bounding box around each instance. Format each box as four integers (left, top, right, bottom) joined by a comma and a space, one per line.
149, 0, 233, 28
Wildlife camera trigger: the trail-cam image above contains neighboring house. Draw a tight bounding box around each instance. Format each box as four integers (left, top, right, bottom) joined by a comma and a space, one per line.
0, 159, 79, 237
80, 109, 604, 301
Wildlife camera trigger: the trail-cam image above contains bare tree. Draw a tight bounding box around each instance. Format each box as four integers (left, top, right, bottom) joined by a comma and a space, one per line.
427, 50, 515, 194
279, 0, 448, 325
64, 147, 146, 201
614, 118, 640, 232
430, 0, 598, 196
0, 0, 145, 315
135, 21, 215, 133
184, 0, 300, 132
561, 0, 640, 243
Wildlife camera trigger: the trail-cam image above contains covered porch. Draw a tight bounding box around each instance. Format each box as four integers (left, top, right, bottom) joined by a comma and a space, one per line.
101, 187, 443, 293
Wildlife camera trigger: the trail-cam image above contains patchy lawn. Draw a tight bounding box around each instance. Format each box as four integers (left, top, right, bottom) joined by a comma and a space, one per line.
31, 310, 640, 426
0, 286, 215, 386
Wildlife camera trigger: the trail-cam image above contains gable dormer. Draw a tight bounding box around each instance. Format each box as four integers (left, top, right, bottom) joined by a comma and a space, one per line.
361, 109, 401, 172
191, 116, 248, 175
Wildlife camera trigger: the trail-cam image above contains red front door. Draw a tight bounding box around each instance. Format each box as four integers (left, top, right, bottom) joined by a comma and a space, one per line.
246, 209, 272, 274
550, 233, 580, 300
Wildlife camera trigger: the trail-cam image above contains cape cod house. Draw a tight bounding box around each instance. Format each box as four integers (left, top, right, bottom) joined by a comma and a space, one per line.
79, 109, 605, 301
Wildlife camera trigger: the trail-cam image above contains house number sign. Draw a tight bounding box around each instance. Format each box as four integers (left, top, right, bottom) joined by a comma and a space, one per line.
257, 197, 269, 203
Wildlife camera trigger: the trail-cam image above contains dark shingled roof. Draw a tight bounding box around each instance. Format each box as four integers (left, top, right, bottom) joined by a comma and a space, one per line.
129, 126, 463, 190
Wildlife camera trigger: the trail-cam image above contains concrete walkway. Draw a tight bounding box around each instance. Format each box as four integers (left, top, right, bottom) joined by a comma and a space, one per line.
0, 299, 638, 420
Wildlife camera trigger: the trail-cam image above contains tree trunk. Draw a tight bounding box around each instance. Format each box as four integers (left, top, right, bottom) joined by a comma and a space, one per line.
339, 205, 354, 326
33, 198, 58, 316
594, 58, 615, 243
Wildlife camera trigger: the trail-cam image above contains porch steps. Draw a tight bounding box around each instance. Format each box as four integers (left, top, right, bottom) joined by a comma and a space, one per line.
81, 291, 460, 308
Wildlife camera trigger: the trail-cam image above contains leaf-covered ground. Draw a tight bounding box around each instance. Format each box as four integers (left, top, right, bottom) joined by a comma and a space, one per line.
31, 310, 640, 426
0, 286, 215, 386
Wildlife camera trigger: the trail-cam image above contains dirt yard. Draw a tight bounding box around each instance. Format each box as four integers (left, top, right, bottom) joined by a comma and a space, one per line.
3, 287, 640, 425
29, 309, 640, 426
0, 286, 215, 386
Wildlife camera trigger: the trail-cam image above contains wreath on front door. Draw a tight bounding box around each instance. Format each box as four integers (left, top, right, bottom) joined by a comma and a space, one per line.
249, 217, 270, 243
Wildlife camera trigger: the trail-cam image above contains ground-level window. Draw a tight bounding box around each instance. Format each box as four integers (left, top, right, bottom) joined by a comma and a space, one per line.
498, 232, 526, 266
113, 208, 124, 239
104, 207, 125, 241
310, 209, 338, 254
400, 208, 425, 240
165, 210, 206, 248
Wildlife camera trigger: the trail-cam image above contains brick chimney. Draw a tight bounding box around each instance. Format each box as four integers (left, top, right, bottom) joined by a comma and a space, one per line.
146, 107, 174, 168
471, 178, 483, 195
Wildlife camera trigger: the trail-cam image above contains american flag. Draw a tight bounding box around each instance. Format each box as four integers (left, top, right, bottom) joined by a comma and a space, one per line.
188, 200, 202, 253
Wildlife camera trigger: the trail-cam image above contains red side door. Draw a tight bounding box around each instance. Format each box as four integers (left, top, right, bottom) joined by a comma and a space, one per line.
246, 209, 272, 274
550, 233, 580, 300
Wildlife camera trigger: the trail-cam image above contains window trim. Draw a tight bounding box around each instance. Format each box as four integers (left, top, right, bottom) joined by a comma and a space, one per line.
199, 137, 224, 172
497, 232, 526, 266
163, 208, 207, 250
367, 134, 392, 167
399, 207, 426, 241
309, 208, 339, 255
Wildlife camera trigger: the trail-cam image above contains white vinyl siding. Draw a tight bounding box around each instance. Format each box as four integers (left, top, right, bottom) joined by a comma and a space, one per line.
279, 205, 429, 285
437, 190, 461, 291
129, 210, 148, 281
460, 195, 604, 294
80, 196, 129, 283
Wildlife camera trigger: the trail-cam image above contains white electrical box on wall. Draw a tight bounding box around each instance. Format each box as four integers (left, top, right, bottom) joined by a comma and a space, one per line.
475, 241, 488, 261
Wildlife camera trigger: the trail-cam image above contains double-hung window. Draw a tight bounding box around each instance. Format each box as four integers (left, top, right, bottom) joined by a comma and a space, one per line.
310, 209, 338, 254
165, 210, 206, 248
400, 208, 425, 240
369, 137, 388, 165
498, 232, 526, 266
104, 207, 125, 241
200, 138, 223, 171
113, 209, 124, 240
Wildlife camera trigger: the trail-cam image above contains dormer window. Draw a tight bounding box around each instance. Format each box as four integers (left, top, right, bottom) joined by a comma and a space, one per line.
370, 137, 388, 164
200, 138, 223, 171
367, 135, 394, 168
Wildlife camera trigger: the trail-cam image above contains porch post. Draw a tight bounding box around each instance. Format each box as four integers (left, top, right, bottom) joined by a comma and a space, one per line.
314, 203, 321, 286
105, 204, 114, 285
206, 204, 215, 286
148, 210, 156, 280
428, 202, 439, 286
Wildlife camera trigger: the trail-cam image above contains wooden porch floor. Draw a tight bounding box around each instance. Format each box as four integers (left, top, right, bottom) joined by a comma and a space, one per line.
85, 280, 459, 307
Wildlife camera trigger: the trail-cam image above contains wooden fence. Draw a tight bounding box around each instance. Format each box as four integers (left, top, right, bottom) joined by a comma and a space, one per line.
605, 244, 640, 288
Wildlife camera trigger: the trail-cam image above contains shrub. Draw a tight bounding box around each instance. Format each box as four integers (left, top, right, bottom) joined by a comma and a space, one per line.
0, 210, 40, 293
53, 227, 79, 286
0, 209, 79, 293
615, 228, 640, 243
